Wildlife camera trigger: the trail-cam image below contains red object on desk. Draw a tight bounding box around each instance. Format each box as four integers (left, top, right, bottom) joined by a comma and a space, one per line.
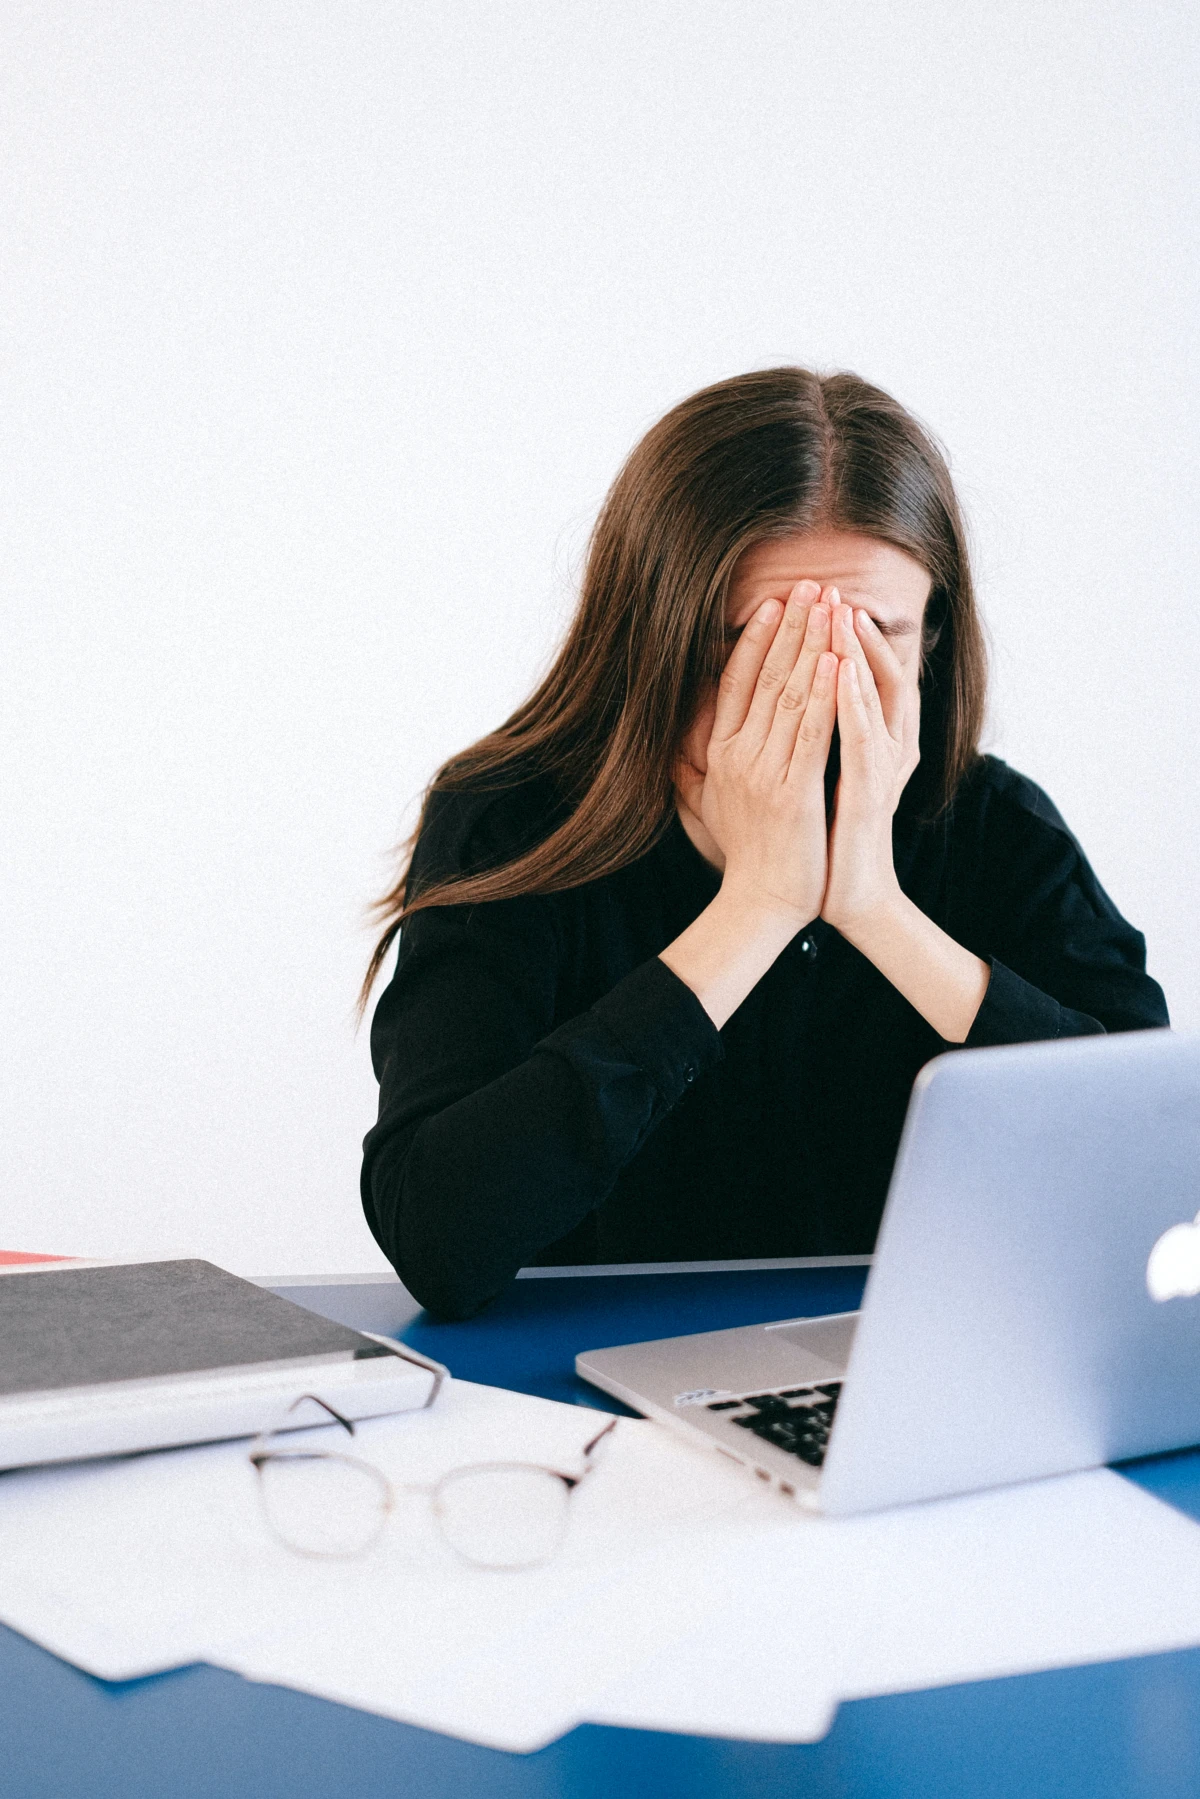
0, 1251, 76, 1266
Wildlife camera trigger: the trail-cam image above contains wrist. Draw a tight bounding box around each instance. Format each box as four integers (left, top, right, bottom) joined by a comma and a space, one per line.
826, 877, 908, 954
714, 872, 813, 943
831, 888, 990, 1043
659, 878, 808, 1031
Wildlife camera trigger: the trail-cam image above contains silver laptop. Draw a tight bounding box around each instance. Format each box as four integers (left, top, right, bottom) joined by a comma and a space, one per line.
577, 1029, 1200, 1515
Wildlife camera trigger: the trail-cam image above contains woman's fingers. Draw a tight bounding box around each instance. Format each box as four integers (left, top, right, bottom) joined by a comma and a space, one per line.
711, 596, 784, 741
765, 599, 832, 762
740, 580, 822, 746
787, 649, 838, 776
830, 596, 888, 735
836, 656, 875, 775
852, 608, 909, 740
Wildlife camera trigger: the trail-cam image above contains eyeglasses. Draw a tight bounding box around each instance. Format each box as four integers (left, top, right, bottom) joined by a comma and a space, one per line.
249, 1394, 619, 1571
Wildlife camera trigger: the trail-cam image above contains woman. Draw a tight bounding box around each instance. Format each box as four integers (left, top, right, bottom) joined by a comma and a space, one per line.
360, 368, 1167, 1319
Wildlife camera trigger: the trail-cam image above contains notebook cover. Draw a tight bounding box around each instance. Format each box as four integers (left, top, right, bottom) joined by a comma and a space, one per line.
0, 1259, 380, 1396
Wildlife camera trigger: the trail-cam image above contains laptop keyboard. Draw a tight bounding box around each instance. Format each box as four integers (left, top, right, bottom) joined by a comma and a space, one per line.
706, 1383, 842, 1468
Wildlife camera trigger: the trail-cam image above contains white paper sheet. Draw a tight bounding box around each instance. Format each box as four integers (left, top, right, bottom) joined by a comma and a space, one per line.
0, 1378, 783, 1747
586, 1467, 1200, 1742
6, 1377, 1200, 1755
219, 1395, 786, 1750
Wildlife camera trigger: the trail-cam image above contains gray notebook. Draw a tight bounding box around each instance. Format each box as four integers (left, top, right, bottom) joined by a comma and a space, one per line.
0, 1259, 440, 1469
0, 1259, 387, 1394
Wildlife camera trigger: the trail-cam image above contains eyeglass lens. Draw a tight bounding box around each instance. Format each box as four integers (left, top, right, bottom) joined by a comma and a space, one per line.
434, 1464, 572, 1569
257, 1453, 391, 1558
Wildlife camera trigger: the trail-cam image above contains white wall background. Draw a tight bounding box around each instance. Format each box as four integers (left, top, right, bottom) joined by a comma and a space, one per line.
3, 2, 1197, 1275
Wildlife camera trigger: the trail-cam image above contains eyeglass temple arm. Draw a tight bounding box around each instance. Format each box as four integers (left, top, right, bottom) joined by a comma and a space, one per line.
583, 1416, 619, 1455
357, 1332, 448, 1408
556, 1417, 619, 1491
575, 1416, 619, 1476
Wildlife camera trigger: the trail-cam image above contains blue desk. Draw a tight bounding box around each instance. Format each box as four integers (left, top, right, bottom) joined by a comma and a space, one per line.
6, 1264, 1200, 1799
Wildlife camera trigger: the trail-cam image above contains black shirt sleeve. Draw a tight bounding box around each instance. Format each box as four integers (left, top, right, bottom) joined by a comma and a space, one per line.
361, 794, 722, 1319
954, 765, 1169, 1048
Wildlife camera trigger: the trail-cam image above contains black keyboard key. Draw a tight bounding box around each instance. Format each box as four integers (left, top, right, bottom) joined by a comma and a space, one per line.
770, 1427, 823, 1457
727, 1411, 829, 1466
718, 1384, 839, 1468
744, 1417, 780, 1438
767, 1415, 827, 1456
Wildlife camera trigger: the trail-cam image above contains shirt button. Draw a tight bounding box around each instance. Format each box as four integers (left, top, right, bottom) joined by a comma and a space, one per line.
799, 936, 816, 958
683, 1064, 697, 1085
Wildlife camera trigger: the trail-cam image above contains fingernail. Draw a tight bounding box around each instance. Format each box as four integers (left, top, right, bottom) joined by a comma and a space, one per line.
756, 598, 781, 622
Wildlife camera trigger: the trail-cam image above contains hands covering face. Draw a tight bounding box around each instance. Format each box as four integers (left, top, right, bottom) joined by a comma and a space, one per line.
683, 580, 921, 933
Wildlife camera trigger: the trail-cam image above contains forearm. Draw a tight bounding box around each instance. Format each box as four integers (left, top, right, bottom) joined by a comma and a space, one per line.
366, 1060, 624, 1318
837, 886, 991, 1044
364, 956, 721, 1316
659, 879, 807, 1029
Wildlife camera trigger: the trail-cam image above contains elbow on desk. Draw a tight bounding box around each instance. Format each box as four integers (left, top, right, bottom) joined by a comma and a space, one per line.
361, 1195, 507, 1323
394, 1253, 508, 1323
362, 1136, 528, 1321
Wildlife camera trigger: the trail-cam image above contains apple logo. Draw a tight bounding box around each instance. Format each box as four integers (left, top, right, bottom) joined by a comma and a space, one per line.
1147, 1212, 1200, 1302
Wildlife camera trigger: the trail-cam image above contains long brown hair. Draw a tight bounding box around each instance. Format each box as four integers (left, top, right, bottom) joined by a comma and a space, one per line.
360, 366, 987, 1012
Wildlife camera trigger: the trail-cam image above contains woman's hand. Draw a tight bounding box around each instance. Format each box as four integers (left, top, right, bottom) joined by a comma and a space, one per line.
814, 590, 990, 1042
665, 578, 988, 1039
689, 581, 839, 926
820, 595, 921, 936
662, 581, 839, 1027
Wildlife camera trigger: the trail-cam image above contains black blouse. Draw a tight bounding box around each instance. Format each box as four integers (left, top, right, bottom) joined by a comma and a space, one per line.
361, 757, 1168, 1319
